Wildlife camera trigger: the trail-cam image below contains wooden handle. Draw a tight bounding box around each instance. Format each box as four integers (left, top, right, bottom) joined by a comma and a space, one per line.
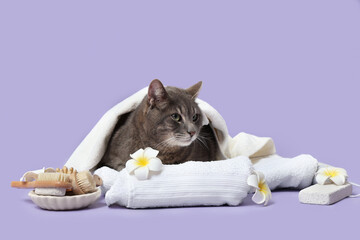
11, 181, 72, 189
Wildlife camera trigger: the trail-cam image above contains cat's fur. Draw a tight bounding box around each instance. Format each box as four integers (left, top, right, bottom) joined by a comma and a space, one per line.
97, 79, 221, 171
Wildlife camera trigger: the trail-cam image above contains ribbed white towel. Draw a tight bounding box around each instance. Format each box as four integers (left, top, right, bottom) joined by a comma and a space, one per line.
95, 156, 254, 208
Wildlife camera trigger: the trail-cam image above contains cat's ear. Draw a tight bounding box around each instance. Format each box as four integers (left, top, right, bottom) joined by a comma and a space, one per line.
148, 79, 168, 108
186, 81, 202, 99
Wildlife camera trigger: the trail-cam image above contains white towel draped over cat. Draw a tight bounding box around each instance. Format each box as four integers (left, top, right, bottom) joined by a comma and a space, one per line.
64, 87, 281, 171
64, 86, 319, 207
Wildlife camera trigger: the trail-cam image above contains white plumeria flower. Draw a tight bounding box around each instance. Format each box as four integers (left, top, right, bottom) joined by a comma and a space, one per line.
247, 171, 272, 206
125, 147, 163, 180
315, 167, 348, 185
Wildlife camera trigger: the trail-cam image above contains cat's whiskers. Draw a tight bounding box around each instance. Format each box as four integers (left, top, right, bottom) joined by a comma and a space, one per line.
174, 133, 194, 145
174, 133, 187, 138
155, 137, 177, 149
196, 135, 209, 150
154, 131, 210, 150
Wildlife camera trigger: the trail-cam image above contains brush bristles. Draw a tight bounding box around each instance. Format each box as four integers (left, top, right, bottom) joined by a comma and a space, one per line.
76, 171, 96, 194
37, 173, 70, 183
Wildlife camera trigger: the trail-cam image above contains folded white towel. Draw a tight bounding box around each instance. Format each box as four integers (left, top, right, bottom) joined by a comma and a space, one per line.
253, 154, 318, 190
95, 157, 254, 208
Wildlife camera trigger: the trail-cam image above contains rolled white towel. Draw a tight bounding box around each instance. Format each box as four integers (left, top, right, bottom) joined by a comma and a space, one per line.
95, 156, 254, 208
253, 154, 318, 190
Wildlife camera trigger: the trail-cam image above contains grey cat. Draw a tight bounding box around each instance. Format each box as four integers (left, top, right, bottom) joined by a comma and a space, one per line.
97, 79, 222, 171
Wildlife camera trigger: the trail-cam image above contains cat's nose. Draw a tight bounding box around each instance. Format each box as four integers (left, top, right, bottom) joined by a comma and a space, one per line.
188, 131, 196, 137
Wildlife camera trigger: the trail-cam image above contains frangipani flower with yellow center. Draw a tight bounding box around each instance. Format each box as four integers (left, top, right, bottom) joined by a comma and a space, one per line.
247, 171, 272, 206
315, 167, 348, 185
125, 147, 163, 180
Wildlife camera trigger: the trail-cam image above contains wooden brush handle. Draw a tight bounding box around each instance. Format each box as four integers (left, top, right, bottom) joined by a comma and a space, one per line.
11, 181, 72, 189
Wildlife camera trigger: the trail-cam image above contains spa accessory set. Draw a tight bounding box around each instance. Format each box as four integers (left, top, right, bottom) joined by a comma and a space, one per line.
11, 84, 359, 210
11, 167, 102, 210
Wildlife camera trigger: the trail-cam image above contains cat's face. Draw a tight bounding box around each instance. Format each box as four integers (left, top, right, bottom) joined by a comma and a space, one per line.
144, 80, 204, 148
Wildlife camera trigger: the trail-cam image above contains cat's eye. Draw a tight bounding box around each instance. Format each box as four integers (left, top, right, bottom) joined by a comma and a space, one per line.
171, 113, 182, 122
192, 114, 199, 122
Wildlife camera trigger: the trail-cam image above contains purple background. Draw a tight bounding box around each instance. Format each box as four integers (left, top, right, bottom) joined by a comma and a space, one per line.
1, 0, 359, 239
